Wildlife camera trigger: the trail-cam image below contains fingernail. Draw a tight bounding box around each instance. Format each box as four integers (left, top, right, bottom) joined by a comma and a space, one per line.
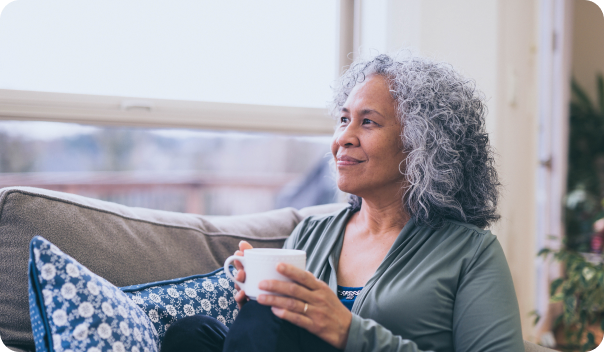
257, 295, 266, 303
258, 281, 267, 289
277, 263, 285, 271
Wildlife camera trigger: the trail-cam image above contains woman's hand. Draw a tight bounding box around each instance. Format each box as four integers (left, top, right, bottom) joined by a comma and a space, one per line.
233, 240, 253, 309
257, 263, 352, 349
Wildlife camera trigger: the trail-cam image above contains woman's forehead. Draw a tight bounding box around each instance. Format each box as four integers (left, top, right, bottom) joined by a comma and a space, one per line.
343, 75, 396, 112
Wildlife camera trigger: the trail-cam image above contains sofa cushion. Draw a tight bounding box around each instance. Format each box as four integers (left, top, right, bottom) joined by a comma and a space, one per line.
28, 236, 159, 352
0, 186, 347, 351
120, 267, 239, 342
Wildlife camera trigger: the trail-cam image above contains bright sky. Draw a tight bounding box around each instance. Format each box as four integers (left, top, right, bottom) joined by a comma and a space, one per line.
0, 0, 338, 108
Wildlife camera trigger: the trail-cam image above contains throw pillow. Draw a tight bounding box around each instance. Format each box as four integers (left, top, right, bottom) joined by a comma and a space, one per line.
28, 236, 160, 352
120, 267, 239, 340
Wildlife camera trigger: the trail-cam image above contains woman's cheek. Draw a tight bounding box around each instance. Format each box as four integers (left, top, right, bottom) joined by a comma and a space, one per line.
330, 134, 340, 156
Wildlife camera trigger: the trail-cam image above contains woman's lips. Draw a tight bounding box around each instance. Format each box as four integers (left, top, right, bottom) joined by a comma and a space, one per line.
336, 155, 365, 166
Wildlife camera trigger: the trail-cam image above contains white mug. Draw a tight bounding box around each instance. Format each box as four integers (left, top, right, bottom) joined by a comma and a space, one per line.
223, 248, 306, 300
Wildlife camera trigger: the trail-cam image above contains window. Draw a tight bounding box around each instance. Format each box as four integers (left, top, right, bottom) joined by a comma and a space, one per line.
0, 121, 337, 215
0, 1, 343, 214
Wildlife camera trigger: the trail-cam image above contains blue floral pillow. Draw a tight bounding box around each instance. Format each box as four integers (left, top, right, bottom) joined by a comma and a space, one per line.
28, 236, 160, 352
120, 266, 239, 340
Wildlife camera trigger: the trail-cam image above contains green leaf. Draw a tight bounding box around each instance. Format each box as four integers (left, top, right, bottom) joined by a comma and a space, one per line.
550, 293, 564, 302
562, 282, 576, 297
550, 278, 564, 297
528, 310, 541, 326
564, 295, 577, 323
533, 315, 540, 325
538, 248, 551, 257
583, 266, 596, 281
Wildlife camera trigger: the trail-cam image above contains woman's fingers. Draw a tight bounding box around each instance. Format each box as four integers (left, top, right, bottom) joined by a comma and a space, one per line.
260, 267, 352, 349
233, 250, 244, 270
233, 266, 248, 307
258, 279, 314, 302
239, 240, 253, 252
234, 268, 246, 289
258, 264, 327, 302
271, 307, 314, 332
235, 289, 248, 309
235, 289, 246, 301
257, 294, 307, 313
276, 263, 322, 290
233, 241, 252, 270
231, 241, 253, 307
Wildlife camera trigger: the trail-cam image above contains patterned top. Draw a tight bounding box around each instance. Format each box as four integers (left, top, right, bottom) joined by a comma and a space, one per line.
337, 285, 363, 311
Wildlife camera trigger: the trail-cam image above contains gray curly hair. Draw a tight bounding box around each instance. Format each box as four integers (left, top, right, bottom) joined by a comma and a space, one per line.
331, 53, 500, 229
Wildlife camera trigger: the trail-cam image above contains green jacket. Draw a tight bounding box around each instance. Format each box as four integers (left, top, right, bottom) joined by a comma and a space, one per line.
283, 207, 524, 352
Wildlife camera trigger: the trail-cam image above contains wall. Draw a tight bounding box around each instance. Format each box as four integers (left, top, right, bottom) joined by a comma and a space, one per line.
572, 0, 604, 102
357, 0, 541, 341
492, 0, 540, 342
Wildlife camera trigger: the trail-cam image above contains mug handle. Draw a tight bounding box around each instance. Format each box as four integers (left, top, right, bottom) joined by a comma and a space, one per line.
224, 255, 245, 291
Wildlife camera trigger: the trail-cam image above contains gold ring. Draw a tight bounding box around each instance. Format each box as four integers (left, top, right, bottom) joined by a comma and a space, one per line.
303, 303, 308, 314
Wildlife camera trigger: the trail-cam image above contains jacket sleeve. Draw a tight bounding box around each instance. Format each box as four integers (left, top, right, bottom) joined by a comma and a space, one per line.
345, 315, 433, 352
451, 237, 524, 352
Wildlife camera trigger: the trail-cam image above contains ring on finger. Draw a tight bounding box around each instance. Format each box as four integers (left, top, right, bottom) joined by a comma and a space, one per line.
303, 303, 308, 314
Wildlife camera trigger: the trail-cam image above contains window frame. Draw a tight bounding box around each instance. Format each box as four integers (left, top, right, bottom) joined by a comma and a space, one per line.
0, 89, 335, 135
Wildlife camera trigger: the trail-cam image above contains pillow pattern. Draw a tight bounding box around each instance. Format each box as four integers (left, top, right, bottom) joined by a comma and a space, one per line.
120, 267, 239, 340
28, 236, 159, 352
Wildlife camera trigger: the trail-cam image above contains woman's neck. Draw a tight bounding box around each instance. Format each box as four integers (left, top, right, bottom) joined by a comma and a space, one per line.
353, 197, 410, 236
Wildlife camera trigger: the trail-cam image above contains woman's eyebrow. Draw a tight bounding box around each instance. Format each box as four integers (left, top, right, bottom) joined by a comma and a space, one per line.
341, 107, 385, 118
361, 109, 385, 118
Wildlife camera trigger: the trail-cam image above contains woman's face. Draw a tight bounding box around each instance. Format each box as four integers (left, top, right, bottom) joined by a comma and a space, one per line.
331, 74, 406, 200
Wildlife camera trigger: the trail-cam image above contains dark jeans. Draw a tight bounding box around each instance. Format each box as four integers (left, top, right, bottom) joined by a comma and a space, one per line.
161, 301, 342, 352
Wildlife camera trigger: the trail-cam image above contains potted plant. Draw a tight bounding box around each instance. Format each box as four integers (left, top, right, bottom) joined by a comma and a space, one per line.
538, 239, 604, 351
535, 75, 604, 351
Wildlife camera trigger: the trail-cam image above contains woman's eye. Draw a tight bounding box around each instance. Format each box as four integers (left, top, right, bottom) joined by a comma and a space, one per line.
362, 118, 373, 125
340, 117, 349, 124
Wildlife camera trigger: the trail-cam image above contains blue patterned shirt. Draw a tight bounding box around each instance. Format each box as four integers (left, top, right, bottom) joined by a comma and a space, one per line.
337, 285, 363, 311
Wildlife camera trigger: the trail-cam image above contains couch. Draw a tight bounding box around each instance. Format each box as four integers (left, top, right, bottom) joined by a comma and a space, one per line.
0, 186, 557, 352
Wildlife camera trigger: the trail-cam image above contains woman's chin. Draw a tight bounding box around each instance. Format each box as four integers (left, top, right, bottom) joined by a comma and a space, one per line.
336, 183, 361, 197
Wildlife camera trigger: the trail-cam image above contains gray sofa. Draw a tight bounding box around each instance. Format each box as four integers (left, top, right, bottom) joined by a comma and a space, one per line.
0, 187, 556, 351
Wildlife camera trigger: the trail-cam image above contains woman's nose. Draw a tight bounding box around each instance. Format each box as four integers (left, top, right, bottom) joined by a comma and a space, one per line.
336, 124, 360, 148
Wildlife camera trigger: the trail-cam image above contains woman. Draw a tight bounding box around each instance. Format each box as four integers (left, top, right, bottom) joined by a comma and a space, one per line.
161, 53, 524, 352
